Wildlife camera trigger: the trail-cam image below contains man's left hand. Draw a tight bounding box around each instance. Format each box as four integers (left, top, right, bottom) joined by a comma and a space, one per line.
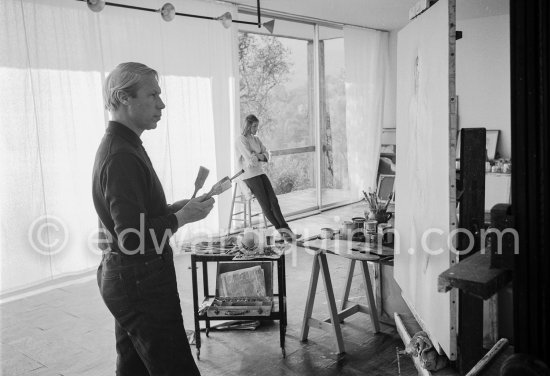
170, 198, 190, 212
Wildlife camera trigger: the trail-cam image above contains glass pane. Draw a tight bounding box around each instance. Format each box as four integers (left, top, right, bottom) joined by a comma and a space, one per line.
319, 29, 351, 207
239, 33, 313, 149
265, 152, 316, 213
238, 28, 317, 216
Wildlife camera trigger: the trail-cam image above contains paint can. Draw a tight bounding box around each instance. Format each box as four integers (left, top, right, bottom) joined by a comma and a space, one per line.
320, 228, 334, 240
365, 220, 378, 233
340, 221, 354, 240
378, 223, 394, 244
366, 232, 378, 245
352, 217, 366, 230
377, 223, 390, 234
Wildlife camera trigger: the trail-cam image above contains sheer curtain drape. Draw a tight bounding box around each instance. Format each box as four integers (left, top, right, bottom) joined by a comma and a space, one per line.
343, 26, 390, 197
0, 0, 237, 293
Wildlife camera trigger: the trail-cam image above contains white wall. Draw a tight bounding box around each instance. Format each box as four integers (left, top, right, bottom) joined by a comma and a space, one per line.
388, 13, 511, 159
456, 14, 511, 159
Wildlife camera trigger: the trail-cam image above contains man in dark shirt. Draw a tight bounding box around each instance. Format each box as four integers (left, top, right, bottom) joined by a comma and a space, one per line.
92, 62, 214, 375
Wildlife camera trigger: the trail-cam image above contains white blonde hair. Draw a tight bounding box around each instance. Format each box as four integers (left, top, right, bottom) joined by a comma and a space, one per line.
103, 62, 158, 111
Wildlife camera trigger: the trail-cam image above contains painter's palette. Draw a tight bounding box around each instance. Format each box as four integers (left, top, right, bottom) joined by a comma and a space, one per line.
194, 236, 238, 254
232, 243, 290, 260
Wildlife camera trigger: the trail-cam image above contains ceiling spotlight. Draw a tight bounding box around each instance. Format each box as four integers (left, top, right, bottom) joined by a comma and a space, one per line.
160, 3, 176, 22
87, 0, 105, 13
216, 12, 232, 29
262, 19, 275, 34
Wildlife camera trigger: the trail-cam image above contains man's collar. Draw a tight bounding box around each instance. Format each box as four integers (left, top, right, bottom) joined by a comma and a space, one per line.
106, 121, 143, 147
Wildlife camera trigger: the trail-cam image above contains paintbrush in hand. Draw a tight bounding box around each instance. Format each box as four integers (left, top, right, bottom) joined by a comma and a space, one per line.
199, 170, 244, 202
192, 166, 210, 198
229, 169, 244, 182
201, 177, 232, 201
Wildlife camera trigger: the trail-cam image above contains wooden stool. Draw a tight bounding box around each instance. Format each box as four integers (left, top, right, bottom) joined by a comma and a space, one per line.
300, 242, 381, 354
227, 184, 268, 234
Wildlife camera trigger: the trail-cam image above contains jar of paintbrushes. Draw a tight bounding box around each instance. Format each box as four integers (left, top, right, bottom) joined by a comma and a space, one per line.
362, 189, 393, 224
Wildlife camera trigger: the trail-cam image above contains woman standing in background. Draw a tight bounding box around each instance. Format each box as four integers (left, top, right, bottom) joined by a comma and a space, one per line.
236, 114, 297, 241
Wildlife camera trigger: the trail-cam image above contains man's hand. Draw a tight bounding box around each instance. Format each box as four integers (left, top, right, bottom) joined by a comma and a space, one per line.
170, 198, 190, 212
174, 196, 215, 227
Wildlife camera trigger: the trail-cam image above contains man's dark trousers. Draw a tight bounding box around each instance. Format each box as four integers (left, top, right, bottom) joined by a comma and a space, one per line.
97, 249, 200, 376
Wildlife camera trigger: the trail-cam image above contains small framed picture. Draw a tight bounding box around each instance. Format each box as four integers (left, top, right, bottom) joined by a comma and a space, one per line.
486, 130, 500, 161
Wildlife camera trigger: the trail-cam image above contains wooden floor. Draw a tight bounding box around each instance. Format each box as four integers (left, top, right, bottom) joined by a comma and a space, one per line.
0, 203, 416, 376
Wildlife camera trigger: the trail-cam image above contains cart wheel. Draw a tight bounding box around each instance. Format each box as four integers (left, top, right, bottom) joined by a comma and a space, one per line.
196, 349, 200, 360
281, 348, 286, 358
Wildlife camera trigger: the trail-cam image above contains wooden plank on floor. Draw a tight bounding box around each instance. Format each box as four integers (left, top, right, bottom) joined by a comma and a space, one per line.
395, 312, 431, 376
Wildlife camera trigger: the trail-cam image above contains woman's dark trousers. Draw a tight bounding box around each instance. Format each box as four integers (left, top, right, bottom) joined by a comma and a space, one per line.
244, 174, 288, 230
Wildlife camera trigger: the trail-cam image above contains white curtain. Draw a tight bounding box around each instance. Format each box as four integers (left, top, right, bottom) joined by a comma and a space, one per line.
343, 26, 390, 197
0, 0, 237, 293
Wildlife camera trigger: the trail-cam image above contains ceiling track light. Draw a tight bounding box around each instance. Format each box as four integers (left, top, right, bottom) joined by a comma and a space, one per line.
232, 19, 275, 33
80, 0, 275, 33
160, 3, 175, 22
216, 11, 233, 29
86, 0, 105, 12
230, 0, 275, 33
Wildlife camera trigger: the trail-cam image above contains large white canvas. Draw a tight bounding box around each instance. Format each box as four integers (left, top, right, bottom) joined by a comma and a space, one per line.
394, 0, 457, 359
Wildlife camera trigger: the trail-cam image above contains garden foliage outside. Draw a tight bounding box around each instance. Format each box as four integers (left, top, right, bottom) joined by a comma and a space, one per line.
238, 32, 348, 195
